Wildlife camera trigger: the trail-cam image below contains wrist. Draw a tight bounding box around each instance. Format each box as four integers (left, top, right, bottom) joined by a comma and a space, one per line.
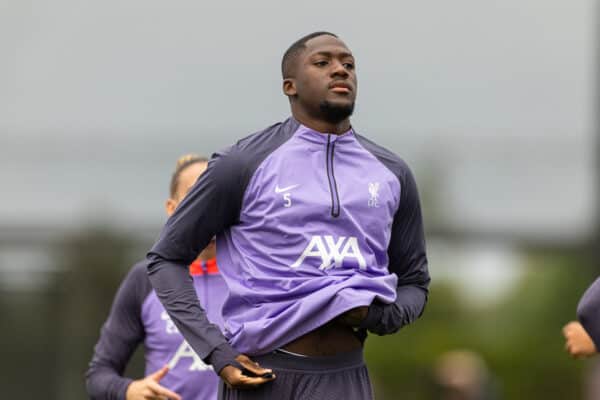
206, 343, 241, 374
125, 379, 140, 400
359, 302, 384, 331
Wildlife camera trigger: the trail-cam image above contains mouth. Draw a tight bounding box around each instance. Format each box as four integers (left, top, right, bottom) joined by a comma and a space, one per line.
329, 81, 353, 94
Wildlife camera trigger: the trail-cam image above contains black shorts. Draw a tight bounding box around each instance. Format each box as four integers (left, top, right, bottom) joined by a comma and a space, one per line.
219, 349, 373, 400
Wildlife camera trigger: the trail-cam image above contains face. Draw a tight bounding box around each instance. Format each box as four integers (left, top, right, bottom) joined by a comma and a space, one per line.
165, 161, 216, 260
284, 35, 357, 123
166, 161, 207, 216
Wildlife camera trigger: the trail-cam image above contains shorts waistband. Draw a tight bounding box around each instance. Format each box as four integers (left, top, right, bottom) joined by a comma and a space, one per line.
253, 348, 365, 372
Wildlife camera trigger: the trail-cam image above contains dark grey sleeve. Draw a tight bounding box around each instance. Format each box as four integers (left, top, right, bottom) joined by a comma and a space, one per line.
361, 164, 430, 335
147, 151, 247, 373
577, 276, 600, 349
85, 263, 149, 400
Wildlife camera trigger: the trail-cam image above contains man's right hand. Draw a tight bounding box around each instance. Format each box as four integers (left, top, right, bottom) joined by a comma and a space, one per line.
219, 354, 276, 389
126, 365, 181, 400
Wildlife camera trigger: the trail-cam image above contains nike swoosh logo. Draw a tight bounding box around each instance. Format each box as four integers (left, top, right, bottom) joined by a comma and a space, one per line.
275, 184, 299, 193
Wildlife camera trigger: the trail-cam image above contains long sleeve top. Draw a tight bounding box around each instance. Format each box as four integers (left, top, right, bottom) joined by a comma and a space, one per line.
86, 259, 227, 400
147, 117, 431, 371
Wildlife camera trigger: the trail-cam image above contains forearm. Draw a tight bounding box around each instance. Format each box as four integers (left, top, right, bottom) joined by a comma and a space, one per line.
86, 264, 147, 400
86, 365, 132, 400
361, 285, 428, 335
147, 253, 239, 373
86, 335, 136, 400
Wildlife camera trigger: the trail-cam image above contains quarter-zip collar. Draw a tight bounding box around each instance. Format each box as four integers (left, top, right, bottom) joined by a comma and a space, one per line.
291, 118, 355, 145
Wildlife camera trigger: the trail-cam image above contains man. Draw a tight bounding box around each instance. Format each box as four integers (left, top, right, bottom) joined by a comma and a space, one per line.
86, 155, 228, 400
563, 277, 600, 358
147, 32, 430, 399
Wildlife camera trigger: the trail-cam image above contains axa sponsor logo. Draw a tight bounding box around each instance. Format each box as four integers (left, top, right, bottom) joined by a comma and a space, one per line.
291, 235, 366, 270
161, 311, 178, 334
168, 340, 214, 372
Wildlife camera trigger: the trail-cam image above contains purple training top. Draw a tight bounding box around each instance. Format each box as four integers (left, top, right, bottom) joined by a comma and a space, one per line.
86, 259, 228, 400
147, 117, 431, 372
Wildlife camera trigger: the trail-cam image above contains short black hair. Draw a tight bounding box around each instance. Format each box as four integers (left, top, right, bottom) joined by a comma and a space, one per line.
281, 31, 338, 79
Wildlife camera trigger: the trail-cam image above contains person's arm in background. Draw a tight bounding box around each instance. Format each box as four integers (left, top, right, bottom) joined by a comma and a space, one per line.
147, 151, 274, 388
85, 263, 181, 400
359, 163, 431, 335
562, 277, 600, 358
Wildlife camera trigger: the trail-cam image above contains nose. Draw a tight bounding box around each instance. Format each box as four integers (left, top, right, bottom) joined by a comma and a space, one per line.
330, 59, 349, 78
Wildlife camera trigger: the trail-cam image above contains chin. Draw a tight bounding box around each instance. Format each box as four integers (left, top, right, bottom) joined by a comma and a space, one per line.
320, 100, 355, 123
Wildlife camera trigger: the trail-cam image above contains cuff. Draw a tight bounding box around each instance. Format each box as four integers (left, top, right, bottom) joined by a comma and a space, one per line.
359, 301, 384, 331
117, 378, 134, 400
205, 343, 241, 375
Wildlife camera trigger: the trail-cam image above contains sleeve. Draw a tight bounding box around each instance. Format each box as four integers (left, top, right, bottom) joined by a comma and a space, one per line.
85, 265, 147, 400
577, 276, 600, 349
147, 151, 246, 373
361, 165, 431, 335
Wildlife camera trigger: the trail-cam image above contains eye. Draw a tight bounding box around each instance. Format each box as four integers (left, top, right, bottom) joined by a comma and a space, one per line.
314, 60, 329, 67
343, 62, 355, 70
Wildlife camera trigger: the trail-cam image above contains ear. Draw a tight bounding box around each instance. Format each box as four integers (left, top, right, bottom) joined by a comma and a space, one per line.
283, 78, 297, 97
165, 198, 177, 217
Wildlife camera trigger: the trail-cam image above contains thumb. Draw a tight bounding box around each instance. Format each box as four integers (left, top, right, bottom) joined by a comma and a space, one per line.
150, 365, 170, 382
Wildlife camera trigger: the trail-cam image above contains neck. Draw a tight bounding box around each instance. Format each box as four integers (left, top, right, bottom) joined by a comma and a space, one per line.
291, 107, 351, 135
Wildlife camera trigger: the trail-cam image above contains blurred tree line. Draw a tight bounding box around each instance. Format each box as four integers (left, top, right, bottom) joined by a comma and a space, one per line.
366, 251, 597, 399
0, 226, 596, 399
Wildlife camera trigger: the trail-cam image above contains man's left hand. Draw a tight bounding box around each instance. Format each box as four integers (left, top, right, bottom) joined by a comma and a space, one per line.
336, 306, 369, 327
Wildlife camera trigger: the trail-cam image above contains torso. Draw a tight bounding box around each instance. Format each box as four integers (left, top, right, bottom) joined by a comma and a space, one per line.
282, 322, 362, 356
215, 119, 404, 354
142, 261, 227, 400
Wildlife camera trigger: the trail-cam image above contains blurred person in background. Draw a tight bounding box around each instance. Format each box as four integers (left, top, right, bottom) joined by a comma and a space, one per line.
433, 350, 500, 400
563, 276, 600, 359
86, 154, 227, 400
583, 359, 600, 400
146, 31, 430, 399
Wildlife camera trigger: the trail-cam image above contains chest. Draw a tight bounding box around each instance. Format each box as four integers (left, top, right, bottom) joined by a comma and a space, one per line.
242, 143, 400, 234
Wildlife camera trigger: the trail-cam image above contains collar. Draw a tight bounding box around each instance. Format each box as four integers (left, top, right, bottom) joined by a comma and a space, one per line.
291, 118, 355, 145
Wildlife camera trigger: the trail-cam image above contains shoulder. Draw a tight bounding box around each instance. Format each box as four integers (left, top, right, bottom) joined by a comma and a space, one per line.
118, 260, 153, 302
214, 118, 299, 166
353, 131, 413, 182
127, 260, 151, 282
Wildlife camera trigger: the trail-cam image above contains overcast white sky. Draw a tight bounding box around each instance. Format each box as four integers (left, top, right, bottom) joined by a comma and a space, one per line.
0, 0, 596, 241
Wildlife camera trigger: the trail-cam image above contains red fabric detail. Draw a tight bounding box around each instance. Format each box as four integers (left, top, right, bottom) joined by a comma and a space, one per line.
189, 258, 219, 276
189, 260, 203, 275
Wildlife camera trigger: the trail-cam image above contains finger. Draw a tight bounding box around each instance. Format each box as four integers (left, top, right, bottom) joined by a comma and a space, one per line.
567, 345, 574, 355
150, 365, 170, 382
227, 368, 276, 389
566, 341, 575, 354
239, 358, 272, 376
144, 395, 167, 400
231, 374, 275, 389
148, 381, 182, 400
567, 345, 579, 357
